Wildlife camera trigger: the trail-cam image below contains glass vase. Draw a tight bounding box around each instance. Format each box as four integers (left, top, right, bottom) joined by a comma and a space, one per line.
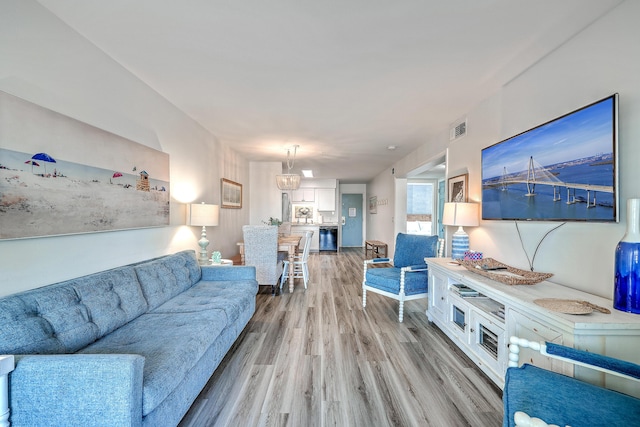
614, 198, 640, 314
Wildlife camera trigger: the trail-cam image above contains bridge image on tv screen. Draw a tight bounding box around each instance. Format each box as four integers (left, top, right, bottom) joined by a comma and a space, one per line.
481, 94, 618, 222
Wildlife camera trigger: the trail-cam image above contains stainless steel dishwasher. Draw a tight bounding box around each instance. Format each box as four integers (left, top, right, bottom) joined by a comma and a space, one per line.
319, 226, 338, 252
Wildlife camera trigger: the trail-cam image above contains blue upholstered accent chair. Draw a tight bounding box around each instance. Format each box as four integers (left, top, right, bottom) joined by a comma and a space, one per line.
362, 233, 439, 322
504, 336, 640, 427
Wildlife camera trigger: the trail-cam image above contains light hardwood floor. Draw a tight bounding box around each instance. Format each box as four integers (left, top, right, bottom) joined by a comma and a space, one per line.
179, 248, 503, 427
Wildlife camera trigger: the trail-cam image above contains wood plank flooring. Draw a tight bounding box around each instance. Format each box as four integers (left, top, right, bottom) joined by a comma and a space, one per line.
179, 248, 503, 427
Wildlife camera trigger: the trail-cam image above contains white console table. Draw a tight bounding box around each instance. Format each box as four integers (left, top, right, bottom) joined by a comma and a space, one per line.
425, 257, 640, 397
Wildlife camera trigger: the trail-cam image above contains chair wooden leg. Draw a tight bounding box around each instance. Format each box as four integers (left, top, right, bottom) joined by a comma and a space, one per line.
398, 291, 405, 322
280, 261, 289, 292
303, 263, 309, 288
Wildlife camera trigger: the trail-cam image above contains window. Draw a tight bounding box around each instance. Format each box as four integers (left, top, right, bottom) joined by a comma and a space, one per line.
406, 181, 434, 235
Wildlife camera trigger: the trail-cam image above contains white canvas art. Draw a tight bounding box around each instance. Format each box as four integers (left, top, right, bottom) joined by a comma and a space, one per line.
0, 91, 170, 239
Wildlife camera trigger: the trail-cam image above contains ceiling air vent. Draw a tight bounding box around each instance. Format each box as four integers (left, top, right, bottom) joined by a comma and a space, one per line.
450, 118, 467, 141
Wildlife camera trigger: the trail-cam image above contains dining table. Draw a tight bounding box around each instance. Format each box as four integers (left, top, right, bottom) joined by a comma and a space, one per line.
237, 234, 302, 294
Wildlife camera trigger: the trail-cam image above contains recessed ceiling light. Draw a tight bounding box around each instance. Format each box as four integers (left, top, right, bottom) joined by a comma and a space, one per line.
387, 145, 397, 150
302, 170, 314, 177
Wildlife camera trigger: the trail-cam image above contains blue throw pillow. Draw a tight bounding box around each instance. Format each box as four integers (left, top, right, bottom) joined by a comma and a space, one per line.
393, 233, 439, 268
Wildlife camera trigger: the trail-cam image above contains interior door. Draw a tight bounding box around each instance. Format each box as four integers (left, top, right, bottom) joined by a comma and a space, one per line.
341, 193, 363, 247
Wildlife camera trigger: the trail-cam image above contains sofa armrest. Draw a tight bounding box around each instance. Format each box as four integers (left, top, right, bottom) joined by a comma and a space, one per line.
10, 354, 144, 427
508, 336, 640, 381
200, 265, 256, 281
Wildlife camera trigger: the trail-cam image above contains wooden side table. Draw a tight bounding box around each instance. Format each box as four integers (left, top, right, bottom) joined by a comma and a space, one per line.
365, 240, 388, 258
210, 259, 234, 266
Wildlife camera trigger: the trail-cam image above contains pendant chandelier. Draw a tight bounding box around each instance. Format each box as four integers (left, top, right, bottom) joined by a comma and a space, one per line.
276, 145, 301, 190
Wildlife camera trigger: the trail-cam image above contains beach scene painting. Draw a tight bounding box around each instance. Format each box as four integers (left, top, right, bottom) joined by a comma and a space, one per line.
0, 91, 170, 239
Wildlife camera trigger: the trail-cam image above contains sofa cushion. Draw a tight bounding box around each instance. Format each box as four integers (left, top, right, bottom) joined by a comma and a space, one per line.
173, 250, 203, 285
78, 309, 227, 416
70, 266, 148, 337
152, 280, 258, 324
0, 284, 97, 354
134, 251, 202, 310
365, 268, 428, 295
393, 233, 439, 268
0, 265, 149, 354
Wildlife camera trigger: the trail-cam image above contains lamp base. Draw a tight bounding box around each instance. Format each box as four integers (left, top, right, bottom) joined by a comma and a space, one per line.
198, 226, 210, 265
451, 226, 469, 261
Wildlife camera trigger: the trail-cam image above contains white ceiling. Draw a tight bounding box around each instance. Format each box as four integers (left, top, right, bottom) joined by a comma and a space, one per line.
38, 0, 622, 182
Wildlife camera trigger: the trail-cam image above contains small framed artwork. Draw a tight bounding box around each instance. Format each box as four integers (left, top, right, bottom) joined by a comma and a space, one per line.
369, 196, 377, 214
448, 173, 468, 202
221, 178, 242, 208
293, 205, 314, 220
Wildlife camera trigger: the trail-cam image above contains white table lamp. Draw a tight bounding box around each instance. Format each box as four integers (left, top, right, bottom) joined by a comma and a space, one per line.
443, 202, 479, 260
187, 202, 219, 264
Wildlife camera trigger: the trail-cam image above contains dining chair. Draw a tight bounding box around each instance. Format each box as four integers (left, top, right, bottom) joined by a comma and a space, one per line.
277, 222, 292, 261
362, 233, 440, 322
278, 222, 291, 236
280, 230, 313, 291
242, 225, 284, 295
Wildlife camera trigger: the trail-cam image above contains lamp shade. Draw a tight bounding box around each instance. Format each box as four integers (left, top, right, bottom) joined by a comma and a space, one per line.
187, 203, 219, 227
442, 202, 479, 227
276, 174, 301, 191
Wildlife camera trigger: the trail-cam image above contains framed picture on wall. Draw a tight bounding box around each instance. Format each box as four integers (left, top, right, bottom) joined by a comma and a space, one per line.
221, 178, 242, 208
448, 173, 468, 202
369, 196, 377, 214
0, 91, 170, 239
293, 205, 314, 220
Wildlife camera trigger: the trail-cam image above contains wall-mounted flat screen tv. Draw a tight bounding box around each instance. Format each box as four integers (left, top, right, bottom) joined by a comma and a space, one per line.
481, 94, 618, 222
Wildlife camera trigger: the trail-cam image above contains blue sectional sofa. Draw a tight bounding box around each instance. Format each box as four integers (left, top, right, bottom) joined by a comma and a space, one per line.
0, 250, 258, 427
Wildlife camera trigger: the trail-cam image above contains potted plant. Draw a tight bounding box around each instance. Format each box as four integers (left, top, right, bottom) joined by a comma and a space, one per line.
262, 217, 282, 226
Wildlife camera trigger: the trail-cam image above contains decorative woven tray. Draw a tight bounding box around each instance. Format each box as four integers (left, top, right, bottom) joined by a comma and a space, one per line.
533, 298, 613, 315
461, 258, 553, 285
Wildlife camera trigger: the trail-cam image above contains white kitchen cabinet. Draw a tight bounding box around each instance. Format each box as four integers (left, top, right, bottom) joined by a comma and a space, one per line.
292, 189, 315, 202
316, 188, 336, 211
426, 257, 640, 394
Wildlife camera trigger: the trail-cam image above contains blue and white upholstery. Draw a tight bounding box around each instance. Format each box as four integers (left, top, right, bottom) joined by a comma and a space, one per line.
362, 233, 439, 322
504, 336, 640, 427
242, 225, 284, 295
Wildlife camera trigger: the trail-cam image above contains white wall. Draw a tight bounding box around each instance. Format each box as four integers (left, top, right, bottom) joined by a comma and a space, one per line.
366, 168, 397, 254
0, 0, 250, 297
249, 162, 282, 225
373, 0, 640, 298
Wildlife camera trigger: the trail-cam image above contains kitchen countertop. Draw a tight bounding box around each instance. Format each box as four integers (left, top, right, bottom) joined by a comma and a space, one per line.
291, 223, 339, 227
